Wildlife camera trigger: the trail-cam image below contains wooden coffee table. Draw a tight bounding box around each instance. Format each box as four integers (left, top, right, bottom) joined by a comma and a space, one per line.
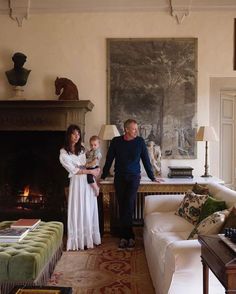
198, 235, 236, 294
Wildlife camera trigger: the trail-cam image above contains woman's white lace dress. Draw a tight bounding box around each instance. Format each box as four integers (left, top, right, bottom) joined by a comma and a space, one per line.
59, 148, 101, 250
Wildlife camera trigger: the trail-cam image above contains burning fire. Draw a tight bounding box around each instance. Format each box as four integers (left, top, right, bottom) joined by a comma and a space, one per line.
17, 185, 45, 205
23, 185, 30, 197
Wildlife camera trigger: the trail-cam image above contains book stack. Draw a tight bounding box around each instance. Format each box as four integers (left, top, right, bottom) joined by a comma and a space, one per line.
0, 227, 29, 243
11, 218, 41, 230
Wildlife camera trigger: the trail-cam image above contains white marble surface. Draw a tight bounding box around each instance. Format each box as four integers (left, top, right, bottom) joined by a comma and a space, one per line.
101, 176, 224, 185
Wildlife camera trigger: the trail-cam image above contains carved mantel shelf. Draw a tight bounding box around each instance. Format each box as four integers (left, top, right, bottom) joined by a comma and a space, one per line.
0, 100, 94, 136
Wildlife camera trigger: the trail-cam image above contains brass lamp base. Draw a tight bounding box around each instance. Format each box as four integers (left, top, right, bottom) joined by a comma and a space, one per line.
201, 174, 212, 178
201, 141, 212, 178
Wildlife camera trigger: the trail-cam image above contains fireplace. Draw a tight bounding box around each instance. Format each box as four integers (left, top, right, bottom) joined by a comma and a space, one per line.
0, 100, 93, 223
17, 185, 46, 208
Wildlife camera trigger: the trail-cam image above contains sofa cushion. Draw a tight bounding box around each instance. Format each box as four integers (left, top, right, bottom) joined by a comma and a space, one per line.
175, 191, 208, 225
145, 211, 194, 234
207, 182, 236, 208
188, 209, 230, 239
220, 206, 236, 233
144, 194, 185, 216
192, 183, 209, 195
198, 196, 227, 222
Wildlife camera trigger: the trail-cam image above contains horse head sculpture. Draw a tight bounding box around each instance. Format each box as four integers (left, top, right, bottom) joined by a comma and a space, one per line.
55, 77, 79, 100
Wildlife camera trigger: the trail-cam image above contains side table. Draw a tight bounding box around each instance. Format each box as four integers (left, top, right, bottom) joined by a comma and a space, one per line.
198, 235, 236, 294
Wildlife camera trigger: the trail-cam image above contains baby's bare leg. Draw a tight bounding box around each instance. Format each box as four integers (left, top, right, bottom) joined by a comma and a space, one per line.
90, 181, 100, 197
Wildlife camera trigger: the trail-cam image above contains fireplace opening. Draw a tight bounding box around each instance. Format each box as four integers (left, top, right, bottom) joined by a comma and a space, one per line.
0, 131, 68, 223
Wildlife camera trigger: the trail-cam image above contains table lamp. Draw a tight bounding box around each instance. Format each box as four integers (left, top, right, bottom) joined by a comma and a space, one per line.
98, 124, 120, 177
196, 126, 219, 177
98, 124, 120, 141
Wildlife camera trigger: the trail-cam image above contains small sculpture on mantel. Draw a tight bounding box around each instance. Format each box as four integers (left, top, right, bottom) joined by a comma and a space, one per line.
5, 52, 31, 99
5, 52, 31, 86
147, 141, 162, 177
55, 77, 79, 100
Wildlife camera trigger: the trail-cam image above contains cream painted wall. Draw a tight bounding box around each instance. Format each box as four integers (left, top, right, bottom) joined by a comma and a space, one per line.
0, 11, 235, 177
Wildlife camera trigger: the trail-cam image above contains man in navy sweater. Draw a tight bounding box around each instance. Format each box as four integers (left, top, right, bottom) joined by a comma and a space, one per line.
101, 119, 160, 249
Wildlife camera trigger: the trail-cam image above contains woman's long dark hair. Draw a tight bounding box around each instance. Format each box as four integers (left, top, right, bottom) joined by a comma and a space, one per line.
64, 124, 85, 155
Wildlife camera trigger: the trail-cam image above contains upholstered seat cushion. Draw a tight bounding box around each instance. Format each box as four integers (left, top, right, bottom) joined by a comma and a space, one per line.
144, 211, 194, 234
0, 221, 63, 281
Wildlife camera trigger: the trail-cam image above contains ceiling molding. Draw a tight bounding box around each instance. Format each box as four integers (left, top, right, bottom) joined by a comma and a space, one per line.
26, 0, 169, 13
170, 0, 191, 24
171, 9, 190, 24
0, 0, 234, 14
0, 0, 235, 26
9, 0, 30, 26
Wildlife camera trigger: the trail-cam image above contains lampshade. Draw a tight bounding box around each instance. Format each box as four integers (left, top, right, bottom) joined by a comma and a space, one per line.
196, 126, 219, 142
98, 124, 120, 140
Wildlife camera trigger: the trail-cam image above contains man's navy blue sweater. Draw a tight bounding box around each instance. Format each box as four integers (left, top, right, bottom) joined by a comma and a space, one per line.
101, 135, 155, 180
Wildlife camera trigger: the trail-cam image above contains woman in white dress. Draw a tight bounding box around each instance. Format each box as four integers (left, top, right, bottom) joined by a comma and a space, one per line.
59, 124, 101, 250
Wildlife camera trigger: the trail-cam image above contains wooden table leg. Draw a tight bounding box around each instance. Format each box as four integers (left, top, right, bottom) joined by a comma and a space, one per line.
226, 273, 236, 293
202, 259, 209, 294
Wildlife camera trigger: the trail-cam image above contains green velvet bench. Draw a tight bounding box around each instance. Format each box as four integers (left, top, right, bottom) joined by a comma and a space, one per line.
0, 221, 63, 294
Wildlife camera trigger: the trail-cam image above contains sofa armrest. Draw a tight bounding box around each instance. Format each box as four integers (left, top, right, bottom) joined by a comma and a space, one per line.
144, 194, 185, 216
163, 240, 201, 294
167, 240, 201, 271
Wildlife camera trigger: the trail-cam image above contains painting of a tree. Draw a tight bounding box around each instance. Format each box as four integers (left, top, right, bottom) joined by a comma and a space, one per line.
107, 38, 197, 159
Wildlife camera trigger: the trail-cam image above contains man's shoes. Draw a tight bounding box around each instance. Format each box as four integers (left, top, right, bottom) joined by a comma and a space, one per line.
118, 238, 135, 250
127, 238, 135, 250
118, 238, 128, 250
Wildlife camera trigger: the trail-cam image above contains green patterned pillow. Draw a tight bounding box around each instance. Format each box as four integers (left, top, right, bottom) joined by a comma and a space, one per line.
198, 196, 227, 223
175, 191, 208, 225
188, 209, 230, 239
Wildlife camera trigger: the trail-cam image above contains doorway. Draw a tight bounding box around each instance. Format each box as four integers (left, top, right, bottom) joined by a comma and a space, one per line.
220, 91, 236, 189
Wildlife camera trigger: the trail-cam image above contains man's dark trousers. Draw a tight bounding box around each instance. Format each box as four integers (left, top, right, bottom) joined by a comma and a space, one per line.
114, 174, 140, 240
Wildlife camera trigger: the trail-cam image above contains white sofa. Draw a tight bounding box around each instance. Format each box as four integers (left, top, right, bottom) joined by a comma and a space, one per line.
143, 182, 236, 294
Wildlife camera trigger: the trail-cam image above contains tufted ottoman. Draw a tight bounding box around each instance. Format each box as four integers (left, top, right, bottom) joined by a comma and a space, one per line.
0, 221, 63, 294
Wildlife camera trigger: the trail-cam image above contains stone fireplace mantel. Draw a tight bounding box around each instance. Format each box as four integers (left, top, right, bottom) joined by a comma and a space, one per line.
0, 100, 95, 223
0, 100, 94, 135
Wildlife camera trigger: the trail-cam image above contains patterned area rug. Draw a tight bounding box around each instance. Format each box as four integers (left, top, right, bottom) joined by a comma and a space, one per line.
47, 234, 155, 293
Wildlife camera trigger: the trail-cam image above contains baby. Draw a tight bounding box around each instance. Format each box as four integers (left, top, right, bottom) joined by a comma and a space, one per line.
86, 135, 102, 196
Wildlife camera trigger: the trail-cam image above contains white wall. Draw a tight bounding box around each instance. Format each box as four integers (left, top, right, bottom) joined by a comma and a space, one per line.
0, 11, 235, 177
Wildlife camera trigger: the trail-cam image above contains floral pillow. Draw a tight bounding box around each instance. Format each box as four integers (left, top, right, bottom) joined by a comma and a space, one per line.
192, 183, 210, 195
188, 209, 231, 239
175, 191, 208, 225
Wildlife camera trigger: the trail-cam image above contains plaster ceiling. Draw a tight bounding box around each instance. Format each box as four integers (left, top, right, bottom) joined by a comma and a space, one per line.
1, 0, 236, 26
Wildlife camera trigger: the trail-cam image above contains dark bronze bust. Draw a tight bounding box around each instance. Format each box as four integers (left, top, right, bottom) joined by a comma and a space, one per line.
5, 52, 31, 86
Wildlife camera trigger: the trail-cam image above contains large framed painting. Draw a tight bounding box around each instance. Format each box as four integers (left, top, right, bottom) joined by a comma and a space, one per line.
107, 38, 198, 159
